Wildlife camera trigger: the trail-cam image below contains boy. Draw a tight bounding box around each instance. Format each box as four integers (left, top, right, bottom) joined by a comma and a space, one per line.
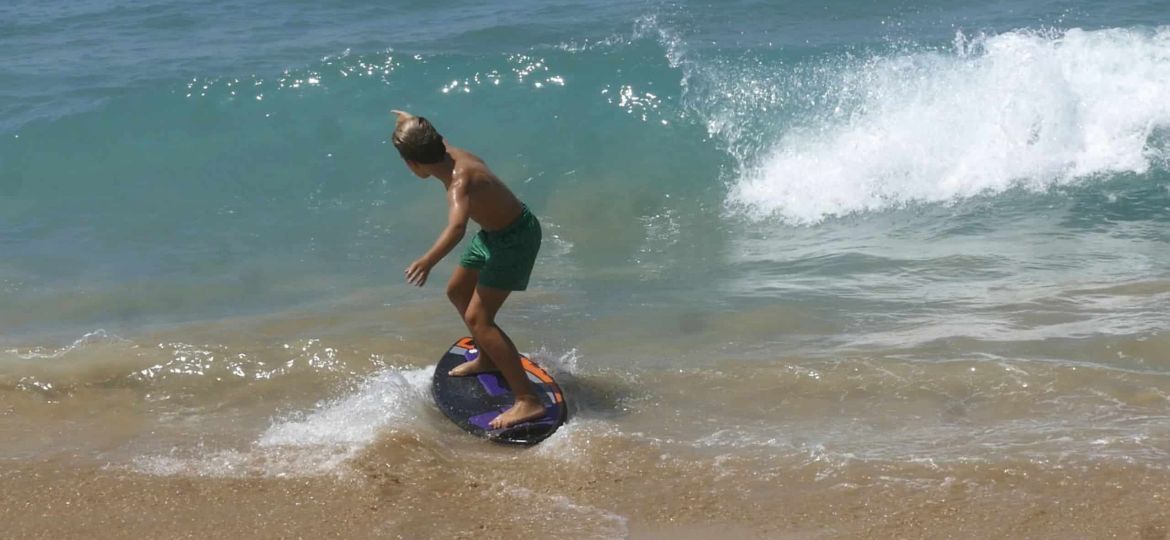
391, 110, 545, 429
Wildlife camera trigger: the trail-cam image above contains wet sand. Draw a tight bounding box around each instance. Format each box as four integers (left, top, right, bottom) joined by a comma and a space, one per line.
5, 441, 1170, 539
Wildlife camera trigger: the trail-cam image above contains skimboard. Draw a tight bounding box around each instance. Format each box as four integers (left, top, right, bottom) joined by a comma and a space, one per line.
432, 337, 567, 445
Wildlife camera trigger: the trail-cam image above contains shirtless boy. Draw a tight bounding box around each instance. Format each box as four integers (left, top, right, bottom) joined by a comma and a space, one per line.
391, 110, 545, 429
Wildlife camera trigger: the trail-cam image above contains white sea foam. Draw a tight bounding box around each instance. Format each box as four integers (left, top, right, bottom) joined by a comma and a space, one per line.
528, 346, 582, 377
503, 484, 629, 539
531, 418, 614, 460
258, 367, 431, 449
132, 345, 595, 478
722, 27, 1170, 223
5, 329, 130, 360
133, 367, 433, 477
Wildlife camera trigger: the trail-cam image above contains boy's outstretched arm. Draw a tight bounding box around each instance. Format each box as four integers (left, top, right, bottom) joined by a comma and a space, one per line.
405, 183, 470, 287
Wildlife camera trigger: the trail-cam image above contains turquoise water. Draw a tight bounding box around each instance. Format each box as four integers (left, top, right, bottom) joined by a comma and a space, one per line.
4, 0, 1167, 337
4, 0, 1170, 488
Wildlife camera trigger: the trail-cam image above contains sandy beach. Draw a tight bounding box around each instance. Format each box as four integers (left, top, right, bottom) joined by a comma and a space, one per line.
6, 439, 1170, 539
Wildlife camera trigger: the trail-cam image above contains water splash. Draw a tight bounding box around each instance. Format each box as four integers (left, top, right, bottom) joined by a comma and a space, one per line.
725, 27, 1170, 223
133, 367, 433, 477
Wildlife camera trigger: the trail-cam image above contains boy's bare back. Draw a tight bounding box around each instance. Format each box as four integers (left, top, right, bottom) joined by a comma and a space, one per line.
446, 146, 524, 232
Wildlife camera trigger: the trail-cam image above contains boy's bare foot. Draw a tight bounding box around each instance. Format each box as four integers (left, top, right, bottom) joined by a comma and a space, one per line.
447, 357, 498, 377
489, 396, 546, 429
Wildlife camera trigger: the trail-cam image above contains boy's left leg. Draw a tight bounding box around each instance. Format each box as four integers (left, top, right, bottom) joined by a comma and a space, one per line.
446, 266, 499, 376
445, 266, 477, 317
463, 284, 546, 429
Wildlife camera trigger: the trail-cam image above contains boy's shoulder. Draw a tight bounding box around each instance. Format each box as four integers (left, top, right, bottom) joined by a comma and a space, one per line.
452, 153, 497, 184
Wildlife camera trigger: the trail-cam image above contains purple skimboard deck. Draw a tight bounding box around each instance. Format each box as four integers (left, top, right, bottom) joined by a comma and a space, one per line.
431, 337, 567, 445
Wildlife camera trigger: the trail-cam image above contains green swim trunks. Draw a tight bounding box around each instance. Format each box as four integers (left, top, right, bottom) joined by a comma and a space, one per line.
459, 205, 541, 291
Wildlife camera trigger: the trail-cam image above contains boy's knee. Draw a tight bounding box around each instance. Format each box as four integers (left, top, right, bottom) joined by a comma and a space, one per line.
447, 282, 471, 307
463, 309, 492, 332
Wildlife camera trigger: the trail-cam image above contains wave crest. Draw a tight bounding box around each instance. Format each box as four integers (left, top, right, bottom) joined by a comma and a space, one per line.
724, 27, 1170, 223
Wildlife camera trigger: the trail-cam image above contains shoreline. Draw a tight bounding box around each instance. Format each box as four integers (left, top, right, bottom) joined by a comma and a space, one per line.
5, 452, 1169, 539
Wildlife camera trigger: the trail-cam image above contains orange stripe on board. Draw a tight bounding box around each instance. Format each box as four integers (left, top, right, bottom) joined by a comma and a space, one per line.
521, 358, 555, 384
522, 358, 564, 404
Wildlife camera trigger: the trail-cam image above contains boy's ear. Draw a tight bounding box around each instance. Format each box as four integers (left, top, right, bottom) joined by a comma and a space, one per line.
404, 159, 426, 177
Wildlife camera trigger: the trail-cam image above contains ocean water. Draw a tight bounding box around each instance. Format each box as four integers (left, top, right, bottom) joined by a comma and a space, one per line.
3, 0, 1170, 535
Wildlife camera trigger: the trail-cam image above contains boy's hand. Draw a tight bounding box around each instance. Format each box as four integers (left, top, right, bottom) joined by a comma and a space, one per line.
405, 257, 433, 287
